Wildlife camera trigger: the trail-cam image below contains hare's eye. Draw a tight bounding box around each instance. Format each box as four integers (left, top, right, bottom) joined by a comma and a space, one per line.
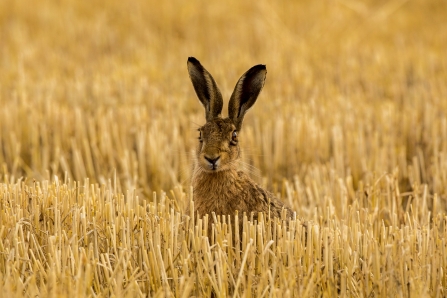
230, 130, 238, 146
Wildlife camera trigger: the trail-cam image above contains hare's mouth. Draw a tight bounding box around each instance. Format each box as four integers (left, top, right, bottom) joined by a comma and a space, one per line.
199, 164, 221, 172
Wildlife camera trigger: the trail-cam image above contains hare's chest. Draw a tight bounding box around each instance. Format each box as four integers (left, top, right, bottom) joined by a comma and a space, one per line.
193, 180, 250, 217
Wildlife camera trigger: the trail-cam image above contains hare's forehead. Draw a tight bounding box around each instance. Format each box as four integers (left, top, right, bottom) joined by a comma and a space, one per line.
201, 118, 235, 135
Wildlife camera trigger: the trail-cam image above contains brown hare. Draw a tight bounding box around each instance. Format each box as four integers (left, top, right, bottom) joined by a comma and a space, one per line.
187, 57, 294, 225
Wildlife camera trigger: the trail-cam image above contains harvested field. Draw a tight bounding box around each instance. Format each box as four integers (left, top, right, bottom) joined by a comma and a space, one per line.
1, 0, 447, 296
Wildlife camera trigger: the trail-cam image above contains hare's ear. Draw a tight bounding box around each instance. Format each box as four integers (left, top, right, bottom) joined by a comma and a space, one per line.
187, 57, 223, 122
228, 64, 266, 130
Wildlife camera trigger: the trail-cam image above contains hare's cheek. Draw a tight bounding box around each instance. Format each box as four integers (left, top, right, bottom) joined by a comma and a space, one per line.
197, 142, 205, 153
230, 147, 239, 159
220, 152, 229, 164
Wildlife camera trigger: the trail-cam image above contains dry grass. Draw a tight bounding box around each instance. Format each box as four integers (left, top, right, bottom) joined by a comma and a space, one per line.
1, 0, 447, 296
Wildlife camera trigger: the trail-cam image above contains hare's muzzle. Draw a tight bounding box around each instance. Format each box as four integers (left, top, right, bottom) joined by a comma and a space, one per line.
203, 155, 220, 170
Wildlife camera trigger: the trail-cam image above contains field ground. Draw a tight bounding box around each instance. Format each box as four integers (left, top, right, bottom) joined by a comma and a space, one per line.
1, 0, 447, 296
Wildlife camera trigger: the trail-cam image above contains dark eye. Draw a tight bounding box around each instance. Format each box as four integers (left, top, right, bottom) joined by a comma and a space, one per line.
230, 130, 238, 145
198, 129, 203, 142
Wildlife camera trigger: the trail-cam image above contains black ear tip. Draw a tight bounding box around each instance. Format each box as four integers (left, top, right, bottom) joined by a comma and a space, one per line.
246, 64, 267, 75
188, 57, 200, 64
253, 64, 266, 71
245, 64, 267, 77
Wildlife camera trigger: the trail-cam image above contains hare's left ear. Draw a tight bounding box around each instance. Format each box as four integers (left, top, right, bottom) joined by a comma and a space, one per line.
228, 64, 266, 131
187, 57, 223, 122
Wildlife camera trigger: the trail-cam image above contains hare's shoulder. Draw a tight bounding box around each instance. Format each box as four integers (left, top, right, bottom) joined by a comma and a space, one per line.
236, 171, 293, 218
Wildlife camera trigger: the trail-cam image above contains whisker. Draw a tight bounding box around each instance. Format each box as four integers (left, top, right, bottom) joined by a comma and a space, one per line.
237, 161, 262, 179
190, 121, 202, 129
238, 161, 260, 171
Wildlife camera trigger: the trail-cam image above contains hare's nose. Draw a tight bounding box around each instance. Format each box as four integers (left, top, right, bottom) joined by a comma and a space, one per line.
204, 155, 220, 166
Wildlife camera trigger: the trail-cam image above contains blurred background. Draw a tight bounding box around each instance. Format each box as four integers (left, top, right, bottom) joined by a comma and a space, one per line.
0, 0, 446, 207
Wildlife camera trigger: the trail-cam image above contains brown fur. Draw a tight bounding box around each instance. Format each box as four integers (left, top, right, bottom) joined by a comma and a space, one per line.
186, 57, 294, 228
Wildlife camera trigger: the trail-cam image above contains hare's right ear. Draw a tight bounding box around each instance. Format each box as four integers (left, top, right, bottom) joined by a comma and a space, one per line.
228, 64, 267, 131
187, 57, 223, 122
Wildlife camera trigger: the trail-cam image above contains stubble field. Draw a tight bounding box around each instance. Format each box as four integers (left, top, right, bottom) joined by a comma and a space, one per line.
1, 0, 447, 296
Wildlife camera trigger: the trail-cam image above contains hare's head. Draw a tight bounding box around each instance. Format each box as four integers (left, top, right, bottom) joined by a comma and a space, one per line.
187, 57, 266, 172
